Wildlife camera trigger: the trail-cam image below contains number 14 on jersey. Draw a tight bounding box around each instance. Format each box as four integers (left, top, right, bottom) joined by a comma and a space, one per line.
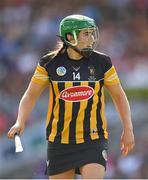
73, 72, 80, 80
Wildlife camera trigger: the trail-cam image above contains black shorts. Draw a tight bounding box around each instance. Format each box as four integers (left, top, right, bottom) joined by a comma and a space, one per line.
45, 138, 108, 176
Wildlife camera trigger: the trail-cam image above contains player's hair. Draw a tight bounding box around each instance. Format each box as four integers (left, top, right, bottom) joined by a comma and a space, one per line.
47, 41, 67, 57
56, 41, 68, 54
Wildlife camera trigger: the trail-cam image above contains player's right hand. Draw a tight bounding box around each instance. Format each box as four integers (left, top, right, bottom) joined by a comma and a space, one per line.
7, 122, 25, 139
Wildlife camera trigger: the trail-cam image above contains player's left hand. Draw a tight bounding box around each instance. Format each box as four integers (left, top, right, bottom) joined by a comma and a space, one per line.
120, 128, 135, 156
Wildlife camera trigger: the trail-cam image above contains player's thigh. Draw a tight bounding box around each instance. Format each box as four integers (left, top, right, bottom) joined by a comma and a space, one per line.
49, 169, 75, 179
80, 163, 105, 179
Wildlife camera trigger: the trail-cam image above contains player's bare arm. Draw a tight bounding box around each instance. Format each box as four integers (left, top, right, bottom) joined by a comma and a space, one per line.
105, 83, 135, 156
7, 81, 47, 139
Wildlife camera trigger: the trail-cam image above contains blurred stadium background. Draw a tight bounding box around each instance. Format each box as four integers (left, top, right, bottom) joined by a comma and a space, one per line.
0, 0, 148, 179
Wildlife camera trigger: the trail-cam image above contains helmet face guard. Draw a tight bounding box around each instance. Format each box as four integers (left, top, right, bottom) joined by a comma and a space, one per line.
59, 15, 99, 57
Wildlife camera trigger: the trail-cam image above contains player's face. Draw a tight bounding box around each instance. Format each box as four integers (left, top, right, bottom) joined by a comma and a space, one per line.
76, 29, 96, 50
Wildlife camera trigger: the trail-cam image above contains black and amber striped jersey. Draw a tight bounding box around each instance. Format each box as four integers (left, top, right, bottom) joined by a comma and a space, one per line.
32, 50, 120, 144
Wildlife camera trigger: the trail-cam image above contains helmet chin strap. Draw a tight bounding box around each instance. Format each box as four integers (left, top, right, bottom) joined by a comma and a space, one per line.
71, 46, 93, 57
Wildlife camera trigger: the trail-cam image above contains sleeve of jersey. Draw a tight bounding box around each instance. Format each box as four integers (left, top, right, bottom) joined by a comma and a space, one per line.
31, 64, 49, 86
104, 65, 120, 86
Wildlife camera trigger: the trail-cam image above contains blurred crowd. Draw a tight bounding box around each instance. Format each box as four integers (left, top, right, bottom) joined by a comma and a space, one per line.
0, 0, 148, 179
106, 125, 148, 179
